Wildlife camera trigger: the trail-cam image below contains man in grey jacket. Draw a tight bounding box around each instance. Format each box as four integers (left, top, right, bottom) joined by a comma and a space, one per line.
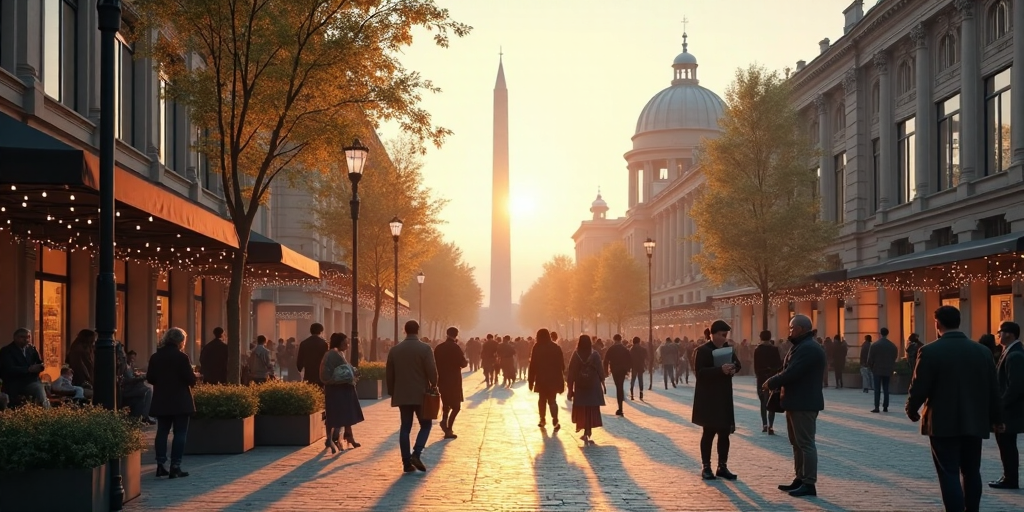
386, 320, 438, 473
868, 328, 898, 413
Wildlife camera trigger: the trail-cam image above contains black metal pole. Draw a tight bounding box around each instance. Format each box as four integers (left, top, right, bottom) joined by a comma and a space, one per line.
393, 236, 399, 344
349, 177, 361, 366
418, 282, 422, 325
647, 253, 653, 391
97, 1, 124, 510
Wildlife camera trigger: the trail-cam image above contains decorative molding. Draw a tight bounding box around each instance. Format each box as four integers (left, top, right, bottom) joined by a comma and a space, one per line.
910, 23, 927, 48
954, 0, 974, 19
873, 51, 888, 74
842, 69, 858, 94
814, 95, 827, 116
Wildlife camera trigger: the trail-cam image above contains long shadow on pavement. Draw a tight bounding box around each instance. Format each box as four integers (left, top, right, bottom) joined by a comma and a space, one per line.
578, 443, 654, 510
365, 429, 456, 512
532, 424, 595, 510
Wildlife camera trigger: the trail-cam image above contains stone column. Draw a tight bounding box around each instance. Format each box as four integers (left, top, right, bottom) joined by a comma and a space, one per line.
661, 212, 669, 287
677, 202, 686, 283
958, 0, 980, 184
911, 22, 933, 199
643, 161, 654, 203
628, 164, 637, 209
669, 203, 678, 284
816, 95, 832, 220
875, 51, 894, 210
681, 200, 690, 279
1012, 0, 1024, 167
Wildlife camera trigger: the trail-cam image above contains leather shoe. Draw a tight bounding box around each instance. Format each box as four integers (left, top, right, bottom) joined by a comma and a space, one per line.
883, 407, 888, 412
870, 408, 880, 413
444, 432, 458, 439
168, 466, 189, 479
988, 479, 1020, 489
701, 465, 716, 480
778, 479, 802, 491
715, 466, 738, 480
155, 464, 169, 477
409, 454, 427, 471
788, 483, 816, 497
403, 463, 416, 473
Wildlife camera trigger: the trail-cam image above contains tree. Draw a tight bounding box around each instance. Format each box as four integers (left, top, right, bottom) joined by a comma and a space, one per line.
571, 255, 600, 334
310, 135, 446, 359
542, 255, 575, 329
691, 64, 837, 330
403, 241, 483, 337
517, 281, 549, 334
595, 243, 647, 334
136, 0, 469, 381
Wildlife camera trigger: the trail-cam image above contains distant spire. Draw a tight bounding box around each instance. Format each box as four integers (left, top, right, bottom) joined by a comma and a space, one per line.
495, 50, 506, 90
682, 16, 689, 53
597, 186, 602, 196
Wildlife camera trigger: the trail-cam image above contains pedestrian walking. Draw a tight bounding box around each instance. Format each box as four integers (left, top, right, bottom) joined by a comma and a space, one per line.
147, 327, 197, 479
603, 334, 631, 416
528, 328, 565, 430
248, 335, 273, 384
434, 326, 468, 439
765, 315, 826, 498
386, 320, 438, 473
906, 306, 1003, 512
859, 334, 874, 393
466, 337, 482, 372
566, 334, 604, 444
753, 330, 783, 434
629, 337, 648, 401
991, 321, 1023, 490
296, 323, 329, 387
661, 337, 679, 389
906, 333, 923, 375
692, 320, 741, 480
320, 333, 363, 454
198, 327, 228, 384
868, 329, 898, 413
831, 337, 848, 388
481, 334, 499, 387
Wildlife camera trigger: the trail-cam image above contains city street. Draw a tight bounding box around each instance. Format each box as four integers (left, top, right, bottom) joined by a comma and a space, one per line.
127, 370, 1023, 512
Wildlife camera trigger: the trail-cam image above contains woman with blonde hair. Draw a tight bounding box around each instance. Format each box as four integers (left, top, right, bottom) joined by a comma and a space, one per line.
147, 327, 197, 478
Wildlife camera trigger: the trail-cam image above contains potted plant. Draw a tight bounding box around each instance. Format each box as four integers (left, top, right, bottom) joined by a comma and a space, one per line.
185, 384, 260, 455
254, 381, 325, 446
842, 360, 863, 390
356, 362, 386, 400
0, 405, 144, 512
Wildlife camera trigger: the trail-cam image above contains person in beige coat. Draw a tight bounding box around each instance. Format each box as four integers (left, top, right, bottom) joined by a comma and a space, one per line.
386, 320, 438, 473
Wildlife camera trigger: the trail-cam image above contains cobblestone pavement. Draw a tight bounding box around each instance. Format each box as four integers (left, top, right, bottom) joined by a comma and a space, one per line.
126, 370, 1024, 511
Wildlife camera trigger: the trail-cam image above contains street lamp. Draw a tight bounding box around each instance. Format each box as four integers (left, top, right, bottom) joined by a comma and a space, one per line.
644, 237, 656, 391
97, 1, 125, 509
390, 217, 403, 347
416, 271, 425, 325
345, 138, 369, 366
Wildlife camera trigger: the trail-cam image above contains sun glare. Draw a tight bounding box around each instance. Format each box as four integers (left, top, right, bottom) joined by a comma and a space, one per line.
509, 194, 536, 218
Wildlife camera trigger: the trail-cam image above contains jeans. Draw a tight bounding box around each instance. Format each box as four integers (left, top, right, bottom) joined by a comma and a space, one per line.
757, 387, 775, 427
398, 404, 432, 463
537, 391, 558, 423
612, 373, 626, 410
786, 410, 819, 485
16, 381, 50, 408
929, 435, 983, 512
630, 371, 645, 396
662, 364, 676, 387
699, 427, 730, 466
873, 375, 891, 409
860, 367, 874, 390
155, 415, 190, 467
995, 432, 1019, 484
123, 383, 153, 418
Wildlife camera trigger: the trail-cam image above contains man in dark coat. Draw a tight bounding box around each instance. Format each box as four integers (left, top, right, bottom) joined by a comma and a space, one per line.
386, 320, 438, 473
831, 337, 848, 389
692, 320, 741, 481
991, 321, 1024, 489
147, 327, 198, 478
0, 328, 48, 408
434, 327, 468, 439
296, 323, 328, 387
66, 329, 96, 387
629, 337, 648, 401
528, 328, 565, 429
660, 337, 679, 389
906, 333, 923, 375
465, 337, 482, 372
199, 327, 228, 384
603, 334, 632, 416
859, 334, 874, 393
868, 329, 898, 413
765, 315, 826, 498
906, 306, 1003, 512
754, 330, 783, 434
480, 334, 499, 386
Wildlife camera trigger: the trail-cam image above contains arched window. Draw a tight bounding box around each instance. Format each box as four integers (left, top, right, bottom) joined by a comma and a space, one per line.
871, 80, 880, 115
988, 0, 1012, 43
833, 105, 846, 135
938, 33, 958, 70
897, 59, 915, 95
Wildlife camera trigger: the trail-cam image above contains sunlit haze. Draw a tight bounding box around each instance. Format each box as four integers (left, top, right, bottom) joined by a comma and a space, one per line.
379, 0, 847, 306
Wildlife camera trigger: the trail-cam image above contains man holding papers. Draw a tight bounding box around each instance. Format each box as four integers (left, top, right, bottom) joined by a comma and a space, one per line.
691, 320, 742, 481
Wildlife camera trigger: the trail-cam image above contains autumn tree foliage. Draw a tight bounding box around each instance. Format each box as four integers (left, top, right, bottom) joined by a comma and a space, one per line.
135, 0, 470, 381
596, 243, 648, 333
691, 64, 836, 330
402, 241, 483, 339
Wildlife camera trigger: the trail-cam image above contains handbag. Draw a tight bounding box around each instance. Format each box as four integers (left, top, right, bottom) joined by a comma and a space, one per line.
419, 386, 441, 421
767, 387, 785, 413
332, 363, 355, 384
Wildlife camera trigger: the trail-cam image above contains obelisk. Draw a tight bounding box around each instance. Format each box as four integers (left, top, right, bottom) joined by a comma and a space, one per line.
490, 56, 512, 323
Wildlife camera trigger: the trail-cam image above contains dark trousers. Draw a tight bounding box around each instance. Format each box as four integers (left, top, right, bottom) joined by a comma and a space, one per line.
786, 410, 819, 485
680, 361, 690, 383
823, 364, 829, 386
699, 427, 730, 466
662, 364, 676, 387
833, 369, 843, 388
537, 391, 558, 423
995, 432, 1020, 484
155, 415, 190, 467
929, 435, 983, 512
398, 404, 432, 463
756, 387, 775, 427
612, 373, 626, 411
630, 371, 644, 396
441, 401, 461, 431
873, 375, 891, 409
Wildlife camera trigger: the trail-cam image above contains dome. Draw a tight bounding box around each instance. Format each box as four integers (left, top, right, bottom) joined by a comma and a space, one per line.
673, 51, 698, 66
591, 193, 608, 209
635, 85, 726, 134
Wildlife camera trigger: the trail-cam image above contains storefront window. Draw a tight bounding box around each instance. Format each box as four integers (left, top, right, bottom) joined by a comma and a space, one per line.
156, 271, 170, 341
34, 246, 68, 381
902, 300, 915, 343
193, 278, 204, 357
991, 293, 1013, 334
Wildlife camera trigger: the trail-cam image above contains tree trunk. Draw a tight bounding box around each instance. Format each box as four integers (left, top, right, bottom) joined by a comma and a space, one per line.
226, 242, 249, 384
761, 289, 771, 332
371, 287, 382, 361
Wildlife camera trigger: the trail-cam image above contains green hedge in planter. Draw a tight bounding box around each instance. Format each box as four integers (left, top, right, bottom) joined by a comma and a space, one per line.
844, 360, 863, 374
894, 359, 913, 376
193, 384, 260, 419
358, 361, 386, 381
0, 405, 144, 471
255, 381, 324, 416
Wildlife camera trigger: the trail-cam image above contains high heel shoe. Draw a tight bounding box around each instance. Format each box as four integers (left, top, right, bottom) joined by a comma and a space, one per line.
344, 435, 361, 449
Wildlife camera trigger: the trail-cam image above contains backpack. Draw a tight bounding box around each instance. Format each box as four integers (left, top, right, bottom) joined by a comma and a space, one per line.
574, 351, 597, 390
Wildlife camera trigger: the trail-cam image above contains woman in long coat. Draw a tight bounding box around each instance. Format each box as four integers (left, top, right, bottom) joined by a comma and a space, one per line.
320, 333, 364, 454
433, 327, 468, 438
566, 334, 605, 444
528, 328, 565, 430
147, 327, 197, 478
692, 323, 741, 479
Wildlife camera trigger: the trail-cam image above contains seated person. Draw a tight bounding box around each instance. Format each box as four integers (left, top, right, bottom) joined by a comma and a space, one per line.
52, 366, 92, 400
122, 350, 154, 424
0, 329, 50, 408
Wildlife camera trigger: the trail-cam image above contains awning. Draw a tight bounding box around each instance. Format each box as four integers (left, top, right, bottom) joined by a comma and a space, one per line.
247, 231, 320, 280
848, 233, 1024, 279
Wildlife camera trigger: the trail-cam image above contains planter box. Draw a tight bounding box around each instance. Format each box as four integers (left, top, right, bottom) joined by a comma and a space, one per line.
356, 379, 383, 400
890, 375, 911, 395
118, 449, 142, 504
0, 464, 108, 512
185, 416, 255, 455
255, 411, 325, 446
842, 373, 862, 390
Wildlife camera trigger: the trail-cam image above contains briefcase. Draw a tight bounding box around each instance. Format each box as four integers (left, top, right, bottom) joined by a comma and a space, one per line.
419, 387, 440, 421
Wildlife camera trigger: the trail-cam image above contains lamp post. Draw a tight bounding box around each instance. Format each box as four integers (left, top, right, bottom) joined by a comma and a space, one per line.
644, 237, 656, 391
389, 217, 403, 345
416, 271, 425, 325
96, 1, 124, 509
345, 139, 369, 366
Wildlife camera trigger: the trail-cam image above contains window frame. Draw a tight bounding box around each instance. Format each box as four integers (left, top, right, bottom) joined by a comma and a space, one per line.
898, 117, 917, 204
987, 0, 1012, 44
985, 67, 1012, 176
834, 152, 846, 223
937, 94, 961, 192
42, 0, 78, 109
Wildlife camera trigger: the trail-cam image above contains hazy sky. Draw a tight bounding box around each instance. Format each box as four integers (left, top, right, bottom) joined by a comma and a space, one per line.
379, 0, 850, 306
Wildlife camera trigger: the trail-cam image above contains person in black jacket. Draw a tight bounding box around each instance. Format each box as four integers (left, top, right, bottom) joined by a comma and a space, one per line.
199, 327, 228, 384
528, 328, 565, 430
692, 320, 741, 481
0, 328, 48, 408
147, 327, 198, 479
434, 327, 468, 439
765, 315, 826, 498
603, 334, 632, 416
753, 330, 783, 434
481, 334, 499, 387
296, 323, 328, 387
628, 337, 648, 401
992, 321, 1023, 490
859, 334, 874, 393
905, 332, 923, 375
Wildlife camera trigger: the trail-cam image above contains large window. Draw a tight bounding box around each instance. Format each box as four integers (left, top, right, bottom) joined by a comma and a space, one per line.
937, 94, 961, 191
833, 105, 845, 136
988, 0, 1013, 44
834, 152, 846, 223
897, 60, 914, 95
114, 32, 134, 144
872, 138, 880, 212
33, 246, 68, 381
938, 33, 958, 71
193, 279, 204, 359
986, 68, 1012, 175
898, 117, 916, 204
42, 0, 77, 109
159, 78, 180, 171
156, 271, 170, 342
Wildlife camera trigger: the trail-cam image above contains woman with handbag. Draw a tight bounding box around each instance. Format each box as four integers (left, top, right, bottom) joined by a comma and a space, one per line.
565, 334, 605, 444
320, 333, 363, 454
